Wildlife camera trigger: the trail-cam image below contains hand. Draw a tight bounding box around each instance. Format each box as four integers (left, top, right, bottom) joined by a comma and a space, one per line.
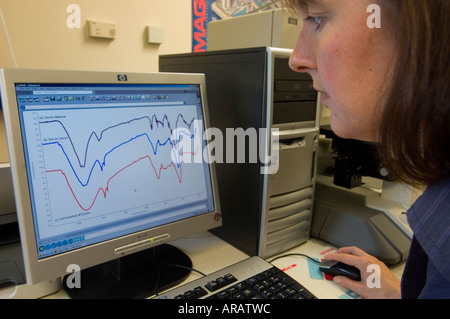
324, 246, 401, 299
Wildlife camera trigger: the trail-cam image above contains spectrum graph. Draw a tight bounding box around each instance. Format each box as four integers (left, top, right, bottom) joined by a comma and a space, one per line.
23, 105, 208, 239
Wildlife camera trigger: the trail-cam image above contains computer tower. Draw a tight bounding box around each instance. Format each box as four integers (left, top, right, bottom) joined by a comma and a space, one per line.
159, 47, 320, 258
207, 8, 302, 51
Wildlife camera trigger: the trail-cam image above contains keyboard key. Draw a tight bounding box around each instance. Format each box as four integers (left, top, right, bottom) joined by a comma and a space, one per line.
241, 288, 255, 298
253, 283, 266, 293
276, 291, 289, 299
193, 286, 207, 298
216, 277, 228, 287
256, 273, 267, 281
292, 285, 315, 299
184, 290, 197, 299
205, 280, 220, 292
246, 277, 258, 286
285, 287, 297, 296
276, 282, 288, 290
269, 286, 281, 294
232, 292, 245, 299
260, 289, 273, 299
234, 282, 246, 291
217, 290, 230, 299
268, 276, 281, 284
226, 286, 239, 295
224, 273, 237, 284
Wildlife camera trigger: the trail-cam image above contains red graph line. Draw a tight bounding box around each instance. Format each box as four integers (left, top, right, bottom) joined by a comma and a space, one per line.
46, 149, 198, 212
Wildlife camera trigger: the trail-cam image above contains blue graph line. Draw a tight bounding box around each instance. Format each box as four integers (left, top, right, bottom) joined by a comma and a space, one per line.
42, 127, 196, 188
40, 114, 196, 169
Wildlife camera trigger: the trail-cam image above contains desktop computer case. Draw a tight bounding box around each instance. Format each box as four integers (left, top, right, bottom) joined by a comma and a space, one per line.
159, 47, 320, 258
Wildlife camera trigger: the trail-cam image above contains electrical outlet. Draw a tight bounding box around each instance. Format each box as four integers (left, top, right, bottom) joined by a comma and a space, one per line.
88, 20, 116, 39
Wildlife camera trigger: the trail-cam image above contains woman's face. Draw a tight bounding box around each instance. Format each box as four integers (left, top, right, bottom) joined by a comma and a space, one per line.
289, 0, 397, 142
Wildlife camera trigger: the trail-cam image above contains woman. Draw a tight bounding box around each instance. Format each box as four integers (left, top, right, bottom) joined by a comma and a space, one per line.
284, 0, 449, 298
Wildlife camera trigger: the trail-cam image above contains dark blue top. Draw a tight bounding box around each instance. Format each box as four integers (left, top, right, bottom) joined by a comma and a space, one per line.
401, 177, 450, 298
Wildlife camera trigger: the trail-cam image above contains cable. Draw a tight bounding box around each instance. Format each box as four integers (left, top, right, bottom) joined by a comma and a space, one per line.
152, 261, 207, 297
268, 253, 320, 264
162, 262, 207, 277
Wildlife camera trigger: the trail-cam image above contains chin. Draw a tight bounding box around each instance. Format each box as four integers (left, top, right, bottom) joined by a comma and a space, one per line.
329, 121, 351, 139
329, 121, 375, 142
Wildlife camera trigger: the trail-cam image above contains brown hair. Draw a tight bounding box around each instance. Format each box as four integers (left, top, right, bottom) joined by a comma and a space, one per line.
282, 0, 450, 187
378, 0, 450, 187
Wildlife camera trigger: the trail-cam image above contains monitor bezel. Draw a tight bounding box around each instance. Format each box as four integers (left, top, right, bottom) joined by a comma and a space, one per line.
0, 68, 222, 284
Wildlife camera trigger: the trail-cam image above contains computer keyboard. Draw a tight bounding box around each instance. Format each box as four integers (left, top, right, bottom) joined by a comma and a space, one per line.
156, 256, 316, 299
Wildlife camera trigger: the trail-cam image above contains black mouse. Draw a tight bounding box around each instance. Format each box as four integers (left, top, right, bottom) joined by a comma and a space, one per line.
319, 260, 361, 281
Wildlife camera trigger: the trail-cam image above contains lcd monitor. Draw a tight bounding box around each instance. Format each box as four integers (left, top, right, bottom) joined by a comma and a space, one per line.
0, 68, 221, 298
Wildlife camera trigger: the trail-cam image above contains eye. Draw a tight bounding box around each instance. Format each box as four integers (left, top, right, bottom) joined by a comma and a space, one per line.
304, 15, 324, 31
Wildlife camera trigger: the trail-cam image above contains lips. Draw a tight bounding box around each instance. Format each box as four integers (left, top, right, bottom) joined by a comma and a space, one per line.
320, 93, 330, 104
313, 87, 329, 104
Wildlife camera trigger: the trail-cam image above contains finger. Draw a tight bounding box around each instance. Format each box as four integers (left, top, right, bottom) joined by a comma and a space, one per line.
323, 251, 369, 272
324, 253, 361, 268
334, 247, 383, 267
335, 246, 367, 257
333, 276, 365, 296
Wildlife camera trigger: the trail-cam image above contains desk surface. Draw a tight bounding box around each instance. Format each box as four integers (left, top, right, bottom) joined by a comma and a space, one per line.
45, 231, 405, 299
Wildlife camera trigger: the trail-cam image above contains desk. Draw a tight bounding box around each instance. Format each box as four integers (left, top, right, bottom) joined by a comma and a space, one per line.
267, 237, 405, 299
45, 231, 405, 299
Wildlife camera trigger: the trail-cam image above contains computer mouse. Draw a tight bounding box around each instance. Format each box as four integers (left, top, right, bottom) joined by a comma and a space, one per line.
319, 260, 361, 281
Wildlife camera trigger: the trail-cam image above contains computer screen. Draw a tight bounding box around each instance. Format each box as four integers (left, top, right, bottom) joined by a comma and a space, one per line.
0, 69, 221, 298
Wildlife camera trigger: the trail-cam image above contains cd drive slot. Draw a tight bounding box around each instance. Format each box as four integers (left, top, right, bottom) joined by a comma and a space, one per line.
279, 137, 306, 149
274, 129, 309, 141
274, 80, 314, 92
273, 91, 316, 102
114, 233, 170, 254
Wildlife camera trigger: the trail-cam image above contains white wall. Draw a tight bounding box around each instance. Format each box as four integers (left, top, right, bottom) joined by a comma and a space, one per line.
0, 0, 192, 72
0, 0, 192, 162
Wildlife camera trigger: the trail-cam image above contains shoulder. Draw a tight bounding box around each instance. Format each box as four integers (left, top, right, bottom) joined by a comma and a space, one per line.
407, 177, 450, 282
408, 177, 450, 227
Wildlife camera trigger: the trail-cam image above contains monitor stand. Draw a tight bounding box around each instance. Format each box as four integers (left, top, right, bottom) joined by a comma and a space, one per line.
63, 244, 192, 299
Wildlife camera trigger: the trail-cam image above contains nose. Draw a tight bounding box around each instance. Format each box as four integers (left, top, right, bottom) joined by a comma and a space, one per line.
289, 28, 316, 74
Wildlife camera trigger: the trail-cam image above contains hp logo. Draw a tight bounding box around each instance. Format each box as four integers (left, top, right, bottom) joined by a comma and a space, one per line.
117, 74, 128, 81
